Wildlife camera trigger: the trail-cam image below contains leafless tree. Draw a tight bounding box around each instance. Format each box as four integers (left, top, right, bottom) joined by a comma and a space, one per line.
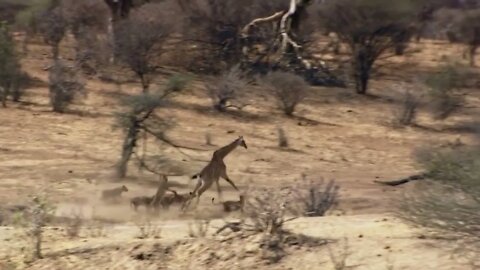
114, 3, 174, 92
318, 0, 420, 94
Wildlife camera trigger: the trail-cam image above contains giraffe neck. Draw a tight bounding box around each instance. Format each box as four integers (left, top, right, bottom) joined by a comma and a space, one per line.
214, 139, 239, 160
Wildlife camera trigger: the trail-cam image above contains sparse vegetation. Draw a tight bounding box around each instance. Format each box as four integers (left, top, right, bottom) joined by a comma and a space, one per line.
264, 71, 307, 116
48, 60, 86, 113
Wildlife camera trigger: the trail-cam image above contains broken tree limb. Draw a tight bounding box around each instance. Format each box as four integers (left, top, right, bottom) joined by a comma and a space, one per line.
374, 173, 429, 186
241, 11, 285, 38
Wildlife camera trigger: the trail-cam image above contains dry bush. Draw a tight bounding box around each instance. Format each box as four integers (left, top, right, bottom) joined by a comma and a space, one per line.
135, 217, 162, 239
206, 65, 249, 112
48, 60, 86, 113
13, 195, 56, 260
263, 71, 307, 116
243, 187, 294, 235
288, 174, 339, 217
424, 64, 465, 120
114, 2, 174, 93
393, 88, 421, 127
400, 145, 480, 250
277, 127, 288, 148
188, 219, 210, 238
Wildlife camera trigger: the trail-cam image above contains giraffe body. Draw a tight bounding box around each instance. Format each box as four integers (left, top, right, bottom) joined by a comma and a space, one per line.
184, 136, 247, 209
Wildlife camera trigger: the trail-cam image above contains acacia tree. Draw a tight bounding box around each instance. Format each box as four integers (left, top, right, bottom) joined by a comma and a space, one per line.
318, 0, 420, 94
114, 3, 173, 93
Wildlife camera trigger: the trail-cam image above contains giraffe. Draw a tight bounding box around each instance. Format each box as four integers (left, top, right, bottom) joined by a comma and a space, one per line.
183, 136, 247, 209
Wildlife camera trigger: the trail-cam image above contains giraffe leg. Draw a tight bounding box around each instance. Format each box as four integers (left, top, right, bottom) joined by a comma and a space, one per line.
215, 179, 223, 202
182, 179, 202, 211
221, 172, 239, 191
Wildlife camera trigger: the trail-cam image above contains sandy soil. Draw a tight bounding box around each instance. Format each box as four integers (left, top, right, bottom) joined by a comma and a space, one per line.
0, 36, 479, 269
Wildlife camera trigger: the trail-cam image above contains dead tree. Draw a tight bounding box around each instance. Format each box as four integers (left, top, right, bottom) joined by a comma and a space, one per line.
239, 0, 344, 86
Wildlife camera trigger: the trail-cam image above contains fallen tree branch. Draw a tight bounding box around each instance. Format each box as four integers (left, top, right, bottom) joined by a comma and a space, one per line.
374, 173, 429, 186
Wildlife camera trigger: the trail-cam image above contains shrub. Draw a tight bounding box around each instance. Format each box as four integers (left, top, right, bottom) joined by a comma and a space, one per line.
206, 65, 248, 112
166, 74, 191, 92
243, 187, 294, 235
48, 60, 86, 113
264, 71, 308, 116
424, 64, 464, 120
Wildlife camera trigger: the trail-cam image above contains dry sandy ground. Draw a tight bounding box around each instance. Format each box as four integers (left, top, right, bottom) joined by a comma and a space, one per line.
0, 37, 479, 269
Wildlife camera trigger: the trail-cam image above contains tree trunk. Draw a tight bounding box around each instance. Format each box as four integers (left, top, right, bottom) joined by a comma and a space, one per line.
139, 74, 149, 93
469, 45, 477, 67
34, 233, 42, 259
52, 44, 59, 60
1, 85, 8, 107
352, 46, 371, 95
117, 118, 139, 178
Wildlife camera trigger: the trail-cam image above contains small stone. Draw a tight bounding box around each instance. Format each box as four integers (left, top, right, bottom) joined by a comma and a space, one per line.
358, 234, 363, 238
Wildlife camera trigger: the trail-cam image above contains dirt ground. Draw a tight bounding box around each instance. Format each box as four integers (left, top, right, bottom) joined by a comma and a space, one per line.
0, 36, 479, 269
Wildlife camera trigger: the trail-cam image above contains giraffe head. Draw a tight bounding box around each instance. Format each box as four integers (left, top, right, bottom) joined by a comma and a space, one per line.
237, 136, 248, 149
